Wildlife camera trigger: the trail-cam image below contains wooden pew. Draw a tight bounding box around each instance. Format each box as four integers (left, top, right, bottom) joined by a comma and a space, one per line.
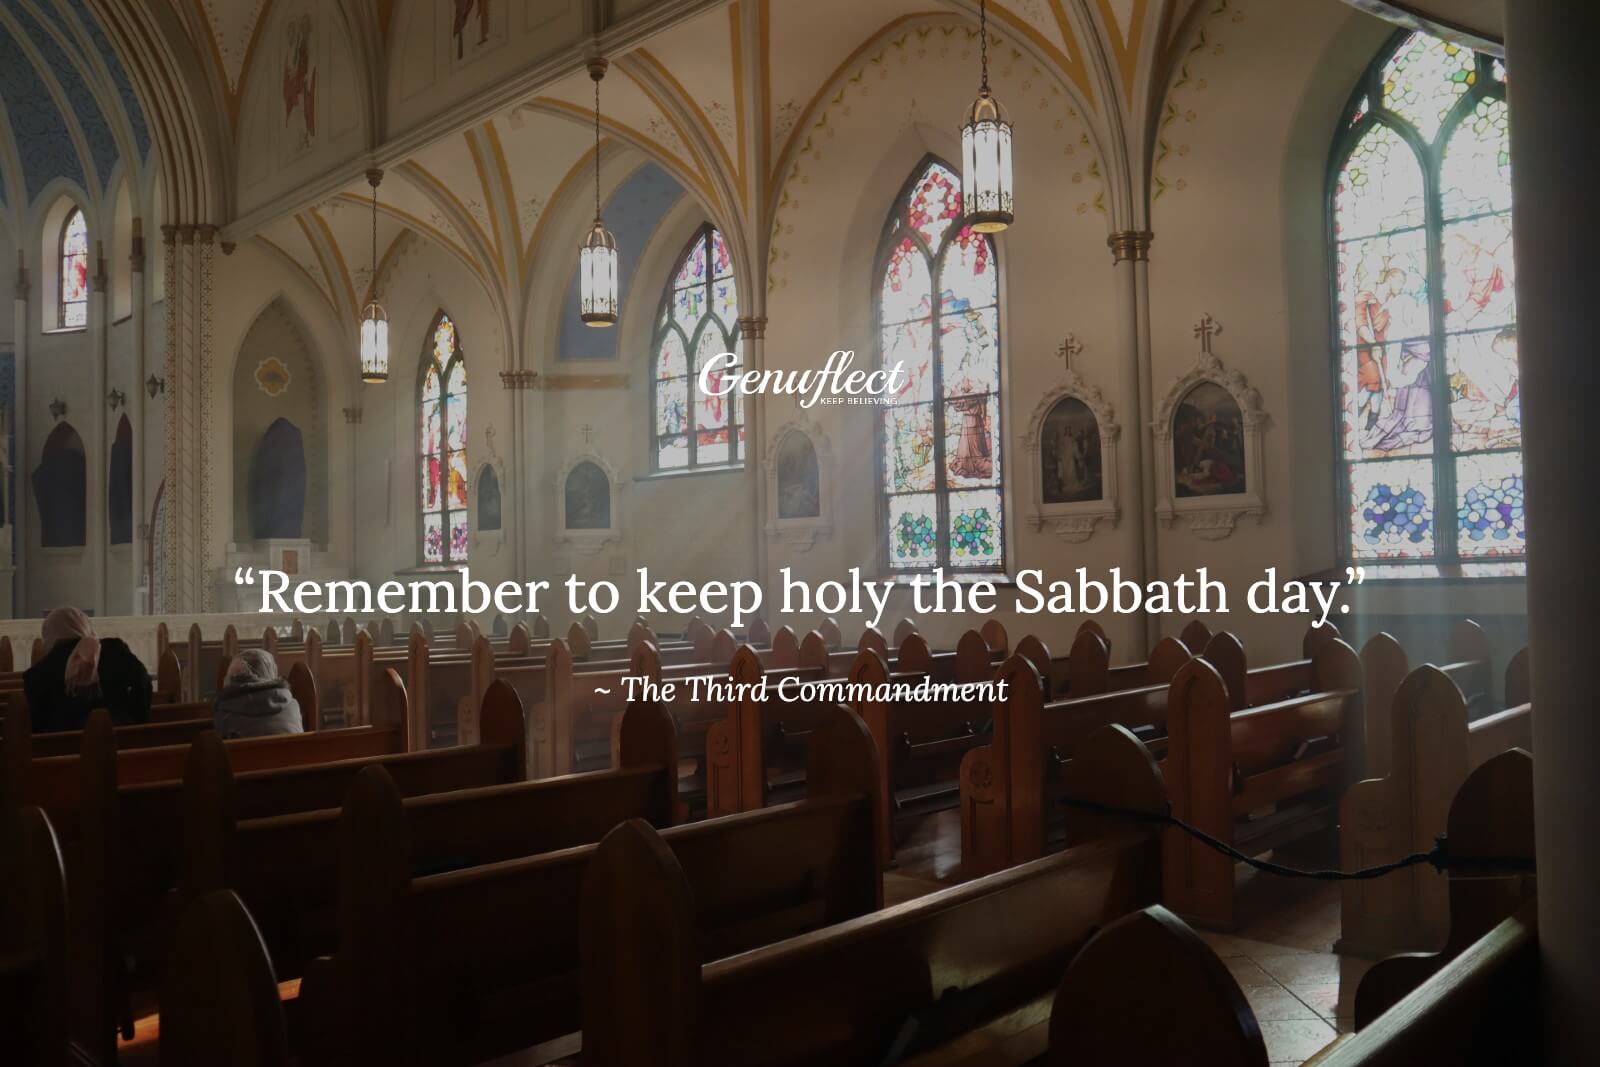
7, 663, 318, 761
1348, 749, 1536, 1026
1049, 905, 1270, 1066
59, 675, 510, 1064
699, 635, 836, 816
185, 692, 673, 985
6, 667, 405, 840
581, 722, 1165, 1066
959, 629, 1352, 878
846, 630, 998, 860
159, 890, 292, 1067
1338, 665, 1533, 958
1358, 620, 1495, 779
1050, 752, 1537, 1066
1161, 643, 1365, 928
294, 704, 882, 1066
0, 806, 69, 1067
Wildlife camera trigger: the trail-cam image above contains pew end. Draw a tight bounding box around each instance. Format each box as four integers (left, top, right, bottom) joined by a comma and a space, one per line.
1050, 905, 1268, 1066
287, 661, 318, 733
1353, 748, 1535, 1027
0, 805, 69, 1067
479, 679, 529, 782
158, 890, 291, 1067
581, 819, 701, 1067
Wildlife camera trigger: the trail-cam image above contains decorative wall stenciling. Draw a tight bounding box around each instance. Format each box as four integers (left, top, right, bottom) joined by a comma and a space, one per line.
555, 453, 622, 555
255, 357, 291, 396
1021, 339, 1120, 543
1153, 315, 1269, 539
765, 419, 833, 551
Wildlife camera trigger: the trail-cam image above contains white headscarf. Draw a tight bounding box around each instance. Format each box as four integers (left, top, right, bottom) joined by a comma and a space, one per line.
42, 606, 101, 695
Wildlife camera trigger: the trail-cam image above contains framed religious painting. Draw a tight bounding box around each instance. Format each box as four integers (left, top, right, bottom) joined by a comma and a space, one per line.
1154, 322, 1269, 539
555, 452, 623, 555
765, 418, 834, 550
1020, 369, 1120, 543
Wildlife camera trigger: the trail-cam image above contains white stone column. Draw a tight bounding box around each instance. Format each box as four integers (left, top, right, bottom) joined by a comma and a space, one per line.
1504, 3, 1600, 1059
129, 220, 147, 613
11, 253, 29, 616
1108, 230, 1156, 648
739, 315, 768, 605
89, 243, 109, 616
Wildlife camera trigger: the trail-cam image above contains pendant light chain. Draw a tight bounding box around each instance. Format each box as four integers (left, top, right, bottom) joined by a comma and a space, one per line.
370, 176, 379, 299
593, 74, 603, 219
979, 0, 989, 91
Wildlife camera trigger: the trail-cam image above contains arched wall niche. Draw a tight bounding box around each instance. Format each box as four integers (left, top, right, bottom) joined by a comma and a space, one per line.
229, 297, 329, 546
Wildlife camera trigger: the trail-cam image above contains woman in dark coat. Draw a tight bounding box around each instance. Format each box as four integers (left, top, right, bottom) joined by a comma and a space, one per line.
23, 606, 152, 734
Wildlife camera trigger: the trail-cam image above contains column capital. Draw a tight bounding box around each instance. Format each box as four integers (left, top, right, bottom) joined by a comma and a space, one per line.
342, 406, 363, 425
738, 315, 768, 340
1107, 230, 1154, 263
498, 369, 540, 390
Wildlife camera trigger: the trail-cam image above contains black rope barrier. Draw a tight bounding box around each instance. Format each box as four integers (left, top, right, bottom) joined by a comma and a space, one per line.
1059, 796, 1536, 880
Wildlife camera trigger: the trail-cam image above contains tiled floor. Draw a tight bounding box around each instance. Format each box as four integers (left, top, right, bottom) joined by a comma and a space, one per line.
890, 810, 1374, 1065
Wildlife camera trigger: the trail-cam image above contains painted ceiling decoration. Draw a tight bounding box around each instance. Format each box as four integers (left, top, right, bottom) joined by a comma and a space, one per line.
0, 0, 153, 210
0, 0, 1439, 385
200, 0, 270, 93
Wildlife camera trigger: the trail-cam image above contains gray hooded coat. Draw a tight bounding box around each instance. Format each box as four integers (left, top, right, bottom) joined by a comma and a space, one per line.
213, 649, 305, 739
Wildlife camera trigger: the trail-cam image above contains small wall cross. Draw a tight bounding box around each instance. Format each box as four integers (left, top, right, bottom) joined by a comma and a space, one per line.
1057, 335, 1083, 372
1194, 313, 1221, 354
580, 424, 596, 445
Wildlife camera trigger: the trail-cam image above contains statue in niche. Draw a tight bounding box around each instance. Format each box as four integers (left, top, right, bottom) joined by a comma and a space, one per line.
775, 432, 821, 519
478, 467, 502, 531
1039, 397, 1102, 504
564, 461, 610, 530
1172, 382, 1247, 497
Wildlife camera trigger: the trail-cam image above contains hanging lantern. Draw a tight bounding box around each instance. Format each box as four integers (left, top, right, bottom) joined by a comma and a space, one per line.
580, 220, 619, 326
960, 0, 1014, 233
579, 57, 619, 327
360, 168, 390, 382
360, 300, 389, 383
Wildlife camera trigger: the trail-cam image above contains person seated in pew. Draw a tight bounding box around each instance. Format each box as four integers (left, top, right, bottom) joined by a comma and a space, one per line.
23, 606, 151, 733
213, 650, 305, 739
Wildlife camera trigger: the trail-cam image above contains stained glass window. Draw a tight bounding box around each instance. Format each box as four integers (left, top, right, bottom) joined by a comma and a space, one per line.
1331, 32, 1521, 577
652, 225, 742, 470
419, 312, 469, 563
59, 208, 88, 329
877, 159, 1004, 572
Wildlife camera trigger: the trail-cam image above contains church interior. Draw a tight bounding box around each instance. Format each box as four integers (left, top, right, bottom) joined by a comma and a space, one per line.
0, 0, 1591, 1064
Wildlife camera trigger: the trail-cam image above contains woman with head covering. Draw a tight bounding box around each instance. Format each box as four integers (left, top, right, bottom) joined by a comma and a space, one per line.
23, 606, 153, 733
213, 649, 304, 739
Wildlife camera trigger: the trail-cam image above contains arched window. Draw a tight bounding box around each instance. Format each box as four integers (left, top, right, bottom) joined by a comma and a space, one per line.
59, 208, 89, 329
876, 158, 1004, 573
652, 225, 741, 470
419, 312, 468, 563
1331, 32, 1521, 578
